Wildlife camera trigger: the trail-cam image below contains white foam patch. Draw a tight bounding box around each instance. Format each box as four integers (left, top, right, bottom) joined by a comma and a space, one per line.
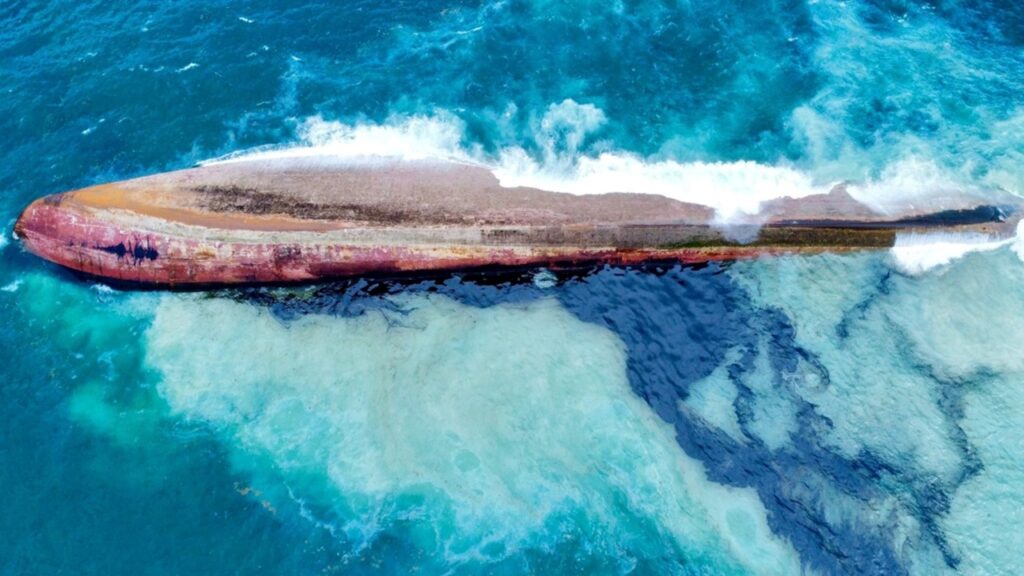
204, 112, 475, 166
531, 269, 557, 289
890, 232, 1014, 275
788, 0, 1024, 208
844, 157, 982, 216
494, 150, 829, 223
206, 101, 835, 222
146, 294, 802, 573
210, 99, 1022, 224
1013, 220, 1024, 262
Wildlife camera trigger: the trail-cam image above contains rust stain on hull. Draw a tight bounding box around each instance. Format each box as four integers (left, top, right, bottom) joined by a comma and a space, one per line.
14, 158, 1022, 288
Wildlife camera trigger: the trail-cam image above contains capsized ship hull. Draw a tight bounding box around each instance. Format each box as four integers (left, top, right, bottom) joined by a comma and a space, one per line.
14, 157, 1021, 287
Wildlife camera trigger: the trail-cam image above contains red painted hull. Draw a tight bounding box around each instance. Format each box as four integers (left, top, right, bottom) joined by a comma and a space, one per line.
14, 158, 1020, 287
17, 198, 832, 286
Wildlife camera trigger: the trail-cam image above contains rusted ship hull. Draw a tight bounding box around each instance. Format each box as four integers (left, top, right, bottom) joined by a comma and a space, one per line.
14, 197, 868, 285
14, 158, 1021, 287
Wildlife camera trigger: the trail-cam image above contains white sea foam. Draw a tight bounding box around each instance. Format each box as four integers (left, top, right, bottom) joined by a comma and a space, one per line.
494, 149, 829, 223
0, 225, 8, 251
176, 62, 199, 73
846, 157, 983, 216
890, 232, 1015, 275
496, 100, 833, 220
794, 104, 1010, 216
788, 0, 1024, 210
204, 112, 475, 165
205, 99, 1022, 226
531, 269, 557, 289
206, 102, 836, 222
90, 283, 116, 294
1, 279, 21, 292
1013, 220, 1024, 262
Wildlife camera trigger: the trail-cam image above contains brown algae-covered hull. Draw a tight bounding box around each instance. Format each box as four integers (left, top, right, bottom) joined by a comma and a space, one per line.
14, 157, 1022, 287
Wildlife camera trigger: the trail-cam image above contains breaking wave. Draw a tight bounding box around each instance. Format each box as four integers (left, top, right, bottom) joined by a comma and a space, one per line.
205, 103, 834, 222
207, 102, 1020, 229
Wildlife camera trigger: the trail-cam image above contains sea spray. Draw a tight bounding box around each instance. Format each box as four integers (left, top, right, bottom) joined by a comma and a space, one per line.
205, 108, 836, 223
890, 232, 1014, 275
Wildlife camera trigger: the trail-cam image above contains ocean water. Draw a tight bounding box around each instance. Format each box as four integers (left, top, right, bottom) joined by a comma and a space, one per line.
2, 1, 1024, 574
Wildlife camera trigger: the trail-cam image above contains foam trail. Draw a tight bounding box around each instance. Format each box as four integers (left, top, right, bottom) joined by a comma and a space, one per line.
890, 232, 1015, 275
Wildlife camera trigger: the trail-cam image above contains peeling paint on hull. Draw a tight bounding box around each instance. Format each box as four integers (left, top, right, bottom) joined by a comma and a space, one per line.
16, 198, 842, 286
14, 158, 1022, 287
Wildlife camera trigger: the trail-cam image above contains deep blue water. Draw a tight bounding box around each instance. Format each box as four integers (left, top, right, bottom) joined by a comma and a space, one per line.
3, 1, 1024, 574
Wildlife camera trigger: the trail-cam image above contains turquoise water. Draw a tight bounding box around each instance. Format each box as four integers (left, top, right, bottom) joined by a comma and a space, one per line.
2, 1, 1024, 574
